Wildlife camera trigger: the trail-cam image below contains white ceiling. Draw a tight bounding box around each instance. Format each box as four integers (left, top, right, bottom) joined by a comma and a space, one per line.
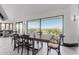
2, 4, 70, 20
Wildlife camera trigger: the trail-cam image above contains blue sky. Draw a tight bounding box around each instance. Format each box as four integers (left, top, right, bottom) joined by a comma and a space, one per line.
28, 16, 62, 29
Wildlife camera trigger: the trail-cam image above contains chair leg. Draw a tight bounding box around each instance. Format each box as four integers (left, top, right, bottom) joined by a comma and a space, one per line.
13, 47, 15, 51
13, 40, 16, 51
47, 47, 50, 55
27, 46, 29, 55
27, 40, 29, 55
57, 49, 61, 55
18, 43, 19, 53
58, 50, 61, 55
32, 40, 35, 55
21, 45, 24, 55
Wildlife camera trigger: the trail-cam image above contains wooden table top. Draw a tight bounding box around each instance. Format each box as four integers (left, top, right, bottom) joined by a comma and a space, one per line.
12, 34, 51, 43
29, 37, 50, 43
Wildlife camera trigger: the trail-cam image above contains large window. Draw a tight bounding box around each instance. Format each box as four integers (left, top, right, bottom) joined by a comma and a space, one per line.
41, 16, 63, 36
28, 20, 40, 34
0, 23, 13, 30
1, 23, 5, 30
27, 16, 63, 40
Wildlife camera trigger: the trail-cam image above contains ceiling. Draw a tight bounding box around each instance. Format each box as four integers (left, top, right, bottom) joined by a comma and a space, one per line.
1, 4, 70, 20
0, 5, 8, 20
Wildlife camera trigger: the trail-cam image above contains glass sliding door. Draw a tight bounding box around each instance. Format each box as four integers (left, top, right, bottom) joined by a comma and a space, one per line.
41, 16, 63, 36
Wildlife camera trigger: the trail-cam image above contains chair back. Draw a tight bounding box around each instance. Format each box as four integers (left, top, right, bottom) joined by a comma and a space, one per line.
13, 34, 20, 40
21, 34, 29, 39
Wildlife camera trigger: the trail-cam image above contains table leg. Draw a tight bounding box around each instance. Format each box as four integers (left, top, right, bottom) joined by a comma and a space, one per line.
18, 42, 19, 53
32, 40, 35, 55
37, 41, 39, 49
41, 42, 43, 48
27, 39, 29, 55
21, 38, 24, 55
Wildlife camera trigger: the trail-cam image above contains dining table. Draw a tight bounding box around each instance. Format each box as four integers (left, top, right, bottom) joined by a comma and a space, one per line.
10, 32, 52, 55
19, 34, 51, 55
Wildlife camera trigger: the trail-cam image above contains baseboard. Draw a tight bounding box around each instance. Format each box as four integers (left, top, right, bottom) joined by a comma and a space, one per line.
63, 43, 78, 47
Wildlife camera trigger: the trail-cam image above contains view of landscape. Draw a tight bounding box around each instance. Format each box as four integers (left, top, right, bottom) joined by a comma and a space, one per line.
28, 16, 63, 37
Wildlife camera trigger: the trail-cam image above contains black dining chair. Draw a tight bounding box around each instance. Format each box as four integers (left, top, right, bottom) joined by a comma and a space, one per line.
13, 34, 20, 53
13, 34, 30, 54
20, 34, 31, 55
10, 31, 17, 44
47, 34, 64, 55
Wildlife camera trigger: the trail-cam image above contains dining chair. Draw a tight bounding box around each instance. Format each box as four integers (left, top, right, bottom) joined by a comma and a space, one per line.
47, 34, 64, 55
13, 34, 29, 54
13, 33, 20, 53
10, 31, 17, 44
20, 34, 32, 55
